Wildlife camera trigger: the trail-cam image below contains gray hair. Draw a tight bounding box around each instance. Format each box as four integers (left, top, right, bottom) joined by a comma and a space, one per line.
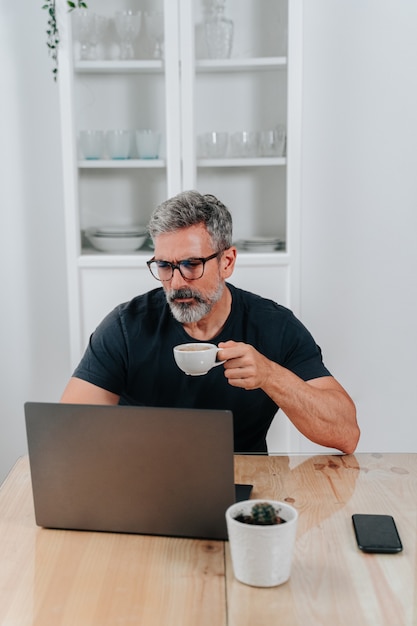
148, 190, 233, 251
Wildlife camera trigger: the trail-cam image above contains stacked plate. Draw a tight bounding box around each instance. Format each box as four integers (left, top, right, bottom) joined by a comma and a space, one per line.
240, 236, 284, 253
85, 226, 148, 253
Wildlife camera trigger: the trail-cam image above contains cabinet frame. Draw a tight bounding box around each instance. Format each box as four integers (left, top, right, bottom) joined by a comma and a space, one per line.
57, 0, 303, 382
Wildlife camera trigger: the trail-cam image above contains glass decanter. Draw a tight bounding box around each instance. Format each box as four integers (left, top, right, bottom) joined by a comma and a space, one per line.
204, 0, 234, 59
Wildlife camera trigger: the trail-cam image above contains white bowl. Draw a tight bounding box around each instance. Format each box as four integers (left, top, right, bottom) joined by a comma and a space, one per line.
92, 225, 147, 236
86, 230, 147, 253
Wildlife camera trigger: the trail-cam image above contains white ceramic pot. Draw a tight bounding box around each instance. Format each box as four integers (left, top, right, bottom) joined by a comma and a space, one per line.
225, 499, 298, 587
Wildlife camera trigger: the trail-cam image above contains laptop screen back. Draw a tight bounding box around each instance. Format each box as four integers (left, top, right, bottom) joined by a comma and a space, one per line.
24, 402, 236, 540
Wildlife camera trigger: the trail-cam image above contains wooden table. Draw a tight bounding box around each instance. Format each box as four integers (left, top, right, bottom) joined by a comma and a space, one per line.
1, 454, 416, 626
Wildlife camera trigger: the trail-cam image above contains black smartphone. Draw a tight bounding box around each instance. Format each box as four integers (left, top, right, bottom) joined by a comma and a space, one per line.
352, 514, 403, 553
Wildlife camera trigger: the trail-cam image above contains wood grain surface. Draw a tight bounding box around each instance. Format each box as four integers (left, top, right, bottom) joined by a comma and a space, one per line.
1, 454, 416, 625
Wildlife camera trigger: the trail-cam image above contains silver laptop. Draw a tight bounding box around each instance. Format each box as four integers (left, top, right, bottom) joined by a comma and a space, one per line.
24, 402, 252, 540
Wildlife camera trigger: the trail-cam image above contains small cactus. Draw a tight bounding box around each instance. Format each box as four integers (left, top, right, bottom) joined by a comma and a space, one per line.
251, 502, 280, 525
235, 501, 286, 525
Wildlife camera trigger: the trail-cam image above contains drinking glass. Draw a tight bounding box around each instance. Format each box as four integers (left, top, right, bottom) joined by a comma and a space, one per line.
114, 11, 141, 60
73, 11, 107, 61
200, 131, 228, 158
89, 15, 107, 60
136, 130, 161, 159
230, 131, 259, 157
146, 11, 164, 59
106, 130, 131, 159
79, 130, 104, 159
259, 126, 286, 157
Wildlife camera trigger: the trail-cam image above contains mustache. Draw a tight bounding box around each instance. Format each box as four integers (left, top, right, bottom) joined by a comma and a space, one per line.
167, 288, 206, 304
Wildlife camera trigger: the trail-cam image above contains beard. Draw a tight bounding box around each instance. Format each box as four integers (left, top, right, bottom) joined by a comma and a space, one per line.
165, 281, 224, 324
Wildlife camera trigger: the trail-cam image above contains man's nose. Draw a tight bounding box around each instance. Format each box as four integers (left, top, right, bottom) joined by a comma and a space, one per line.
169, 266, 188, 289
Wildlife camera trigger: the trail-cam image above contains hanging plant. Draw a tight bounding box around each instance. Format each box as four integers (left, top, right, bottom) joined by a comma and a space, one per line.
43, 0, 88, 80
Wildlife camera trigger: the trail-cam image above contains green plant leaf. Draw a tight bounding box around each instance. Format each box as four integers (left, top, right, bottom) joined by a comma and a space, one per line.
43, 0, 88, 80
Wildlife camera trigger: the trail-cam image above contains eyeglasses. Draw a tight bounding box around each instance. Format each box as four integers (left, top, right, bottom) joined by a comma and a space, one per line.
147, 251, 221, 282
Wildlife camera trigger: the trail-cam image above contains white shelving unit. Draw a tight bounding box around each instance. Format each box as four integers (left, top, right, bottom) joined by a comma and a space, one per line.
57, 0, 302, 370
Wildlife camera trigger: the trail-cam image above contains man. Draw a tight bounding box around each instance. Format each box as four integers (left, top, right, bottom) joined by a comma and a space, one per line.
61, 190, 360, 454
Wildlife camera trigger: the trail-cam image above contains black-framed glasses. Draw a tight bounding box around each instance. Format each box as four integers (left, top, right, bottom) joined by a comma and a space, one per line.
147, 251, 221, 282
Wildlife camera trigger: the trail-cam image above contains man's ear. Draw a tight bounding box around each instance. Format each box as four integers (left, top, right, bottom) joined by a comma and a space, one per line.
220, 246, 237, 278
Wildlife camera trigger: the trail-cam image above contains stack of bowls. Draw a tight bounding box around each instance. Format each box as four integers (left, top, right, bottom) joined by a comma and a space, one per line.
85, 226, 148, 253
240, 236, 284, 252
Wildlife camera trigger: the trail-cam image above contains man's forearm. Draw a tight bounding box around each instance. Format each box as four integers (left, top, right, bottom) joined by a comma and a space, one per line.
261, 364, 359, 453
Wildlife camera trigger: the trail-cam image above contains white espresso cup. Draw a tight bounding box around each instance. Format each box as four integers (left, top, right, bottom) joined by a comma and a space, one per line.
173, 343, 224, 376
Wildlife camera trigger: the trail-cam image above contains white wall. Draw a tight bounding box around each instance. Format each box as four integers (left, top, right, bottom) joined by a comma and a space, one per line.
297, 0, 417, 452
0, 3, 71, 482
1, 2, 417, 482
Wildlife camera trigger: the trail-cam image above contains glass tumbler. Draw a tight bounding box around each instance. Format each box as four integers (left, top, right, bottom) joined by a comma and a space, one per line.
202, 131, 228, 158
79, 130, 104, 159
136, 130, 161, 159
259, 126, 286, 157
230, 131, 259, 157
106, 130, 131, 159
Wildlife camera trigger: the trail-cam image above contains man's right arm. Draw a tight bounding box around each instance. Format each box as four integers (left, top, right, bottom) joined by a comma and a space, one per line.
60, 377, 120, 405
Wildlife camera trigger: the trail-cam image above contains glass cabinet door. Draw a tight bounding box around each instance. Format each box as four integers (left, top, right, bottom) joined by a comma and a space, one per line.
57, 0, 301, 364
180, 0, 289, 252
64, 0, 181, 257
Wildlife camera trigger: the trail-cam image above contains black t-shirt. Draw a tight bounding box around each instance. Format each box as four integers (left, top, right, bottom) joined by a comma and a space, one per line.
73, 283, 331, 453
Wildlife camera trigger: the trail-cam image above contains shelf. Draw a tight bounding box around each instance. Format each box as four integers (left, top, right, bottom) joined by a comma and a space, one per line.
78, 158, 284, 169
197, 157, 286, 168
74, 57, 286, 75
74, 60, 164, 73
78, 250, 290, 269
78, 159, 166, 169
195, 57, 287, 72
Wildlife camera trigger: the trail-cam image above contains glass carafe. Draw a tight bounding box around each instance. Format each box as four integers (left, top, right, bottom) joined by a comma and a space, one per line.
204, 0, 234, 59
